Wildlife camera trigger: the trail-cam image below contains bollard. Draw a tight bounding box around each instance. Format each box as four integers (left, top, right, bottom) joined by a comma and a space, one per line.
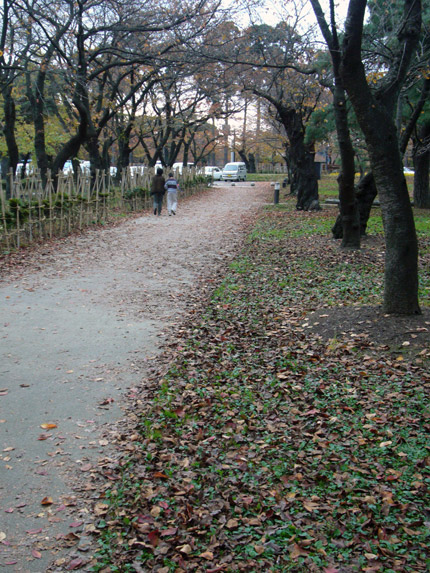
274, 182, 280, 204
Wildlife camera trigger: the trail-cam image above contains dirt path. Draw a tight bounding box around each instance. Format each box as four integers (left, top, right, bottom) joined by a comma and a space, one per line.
0, 182, 269, 572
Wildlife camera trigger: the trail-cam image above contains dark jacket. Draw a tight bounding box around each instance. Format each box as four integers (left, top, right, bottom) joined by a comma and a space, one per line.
151, 174, 166, 196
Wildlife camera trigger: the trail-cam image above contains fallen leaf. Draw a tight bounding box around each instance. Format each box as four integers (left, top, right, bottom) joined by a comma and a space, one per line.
41, 497, 53, 505
40, 423, 57, 430
176, 543, 192, 554
303, 501, 320, 512
199, 550, 214, 560
148, 530, 159, 547
290, 542, 309, 558
67, 557, 85, 570
365, 552, 379, 560
26, 528, 43, 534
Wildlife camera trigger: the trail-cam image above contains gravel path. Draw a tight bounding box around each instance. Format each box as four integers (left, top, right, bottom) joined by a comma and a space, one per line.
0, 182, 269, 572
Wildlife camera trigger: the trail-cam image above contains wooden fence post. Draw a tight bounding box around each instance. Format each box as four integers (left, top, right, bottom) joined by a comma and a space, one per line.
0, 181, 10, 252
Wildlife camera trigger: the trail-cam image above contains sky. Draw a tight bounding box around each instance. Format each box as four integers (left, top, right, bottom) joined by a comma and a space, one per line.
258, 0, 349, 31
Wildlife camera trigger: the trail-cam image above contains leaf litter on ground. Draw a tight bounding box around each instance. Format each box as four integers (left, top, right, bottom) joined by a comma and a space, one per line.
89, 200, 430, 572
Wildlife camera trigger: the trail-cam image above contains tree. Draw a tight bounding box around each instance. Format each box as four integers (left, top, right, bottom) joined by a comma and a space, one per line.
337, 0, 422, 314
22, 0, 75, 185
1, 0, 226, 186
242, 23, 323, 210
310, 0, 361, 248
0, 0, 32, 188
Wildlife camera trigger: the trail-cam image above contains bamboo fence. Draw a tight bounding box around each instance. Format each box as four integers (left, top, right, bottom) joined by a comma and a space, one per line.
0, 166, 204, 252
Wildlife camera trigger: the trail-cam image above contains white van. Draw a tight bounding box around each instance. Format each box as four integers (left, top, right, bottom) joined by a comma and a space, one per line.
221, 162, 247, 181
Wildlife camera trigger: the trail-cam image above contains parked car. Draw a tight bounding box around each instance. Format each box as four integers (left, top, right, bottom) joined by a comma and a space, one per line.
16, 161, 34, 176
129, 165, 146, 175
221, 162, 247, 181
80, 161, 91, 174
204, 166, 222, 180
63, 160, 74, 174
172, 162, 194, 174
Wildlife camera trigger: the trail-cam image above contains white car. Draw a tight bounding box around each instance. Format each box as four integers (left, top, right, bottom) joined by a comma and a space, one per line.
204, 166, 222, 180
16, 162, 34, 175
63, 160, 74, 174
129, 165, 146, 175
172, 162, 194, 175
221, 162, 247, 181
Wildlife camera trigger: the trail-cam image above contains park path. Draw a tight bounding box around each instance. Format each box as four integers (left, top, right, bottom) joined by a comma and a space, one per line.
0, 182, 269, 572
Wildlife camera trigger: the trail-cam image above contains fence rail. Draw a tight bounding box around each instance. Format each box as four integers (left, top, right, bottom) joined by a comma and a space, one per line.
0, 167, 204, 252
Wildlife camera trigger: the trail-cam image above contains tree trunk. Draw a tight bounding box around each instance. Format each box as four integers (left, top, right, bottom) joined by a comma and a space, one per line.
27, 69, 50, 186
309, 0, 359, 245
340, 0, 421, 315
282, 109, 320, 210
353, 123, 419, 314
117, 124, 133, 178
333, 83, 360, 248
86, 132, 103, 180
332, 172, 377, 238
413, 121, 430, 209
2, 88, 19, 177
355, 173, 378, 234
294, 155, 321, 210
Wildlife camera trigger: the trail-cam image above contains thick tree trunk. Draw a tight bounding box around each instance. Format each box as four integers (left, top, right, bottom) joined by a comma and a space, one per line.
355, 173, 378, 234
2, 89, 19, 176
86, 133, 103, 180
310, 0, 359, 245
116, 124, 133, 179
340, 0, 421, 315
294, 155, 320, 210
332, 172, 377, 238
361, 126, 419, 314
51, 106, 88, 186
284, 110, 320, 210
27, 70, 50, 186
255, 93, 320, 208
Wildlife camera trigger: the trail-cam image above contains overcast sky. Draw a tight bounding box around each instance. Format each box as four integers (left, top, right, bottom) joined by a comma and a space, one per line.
258, 0, 349, 30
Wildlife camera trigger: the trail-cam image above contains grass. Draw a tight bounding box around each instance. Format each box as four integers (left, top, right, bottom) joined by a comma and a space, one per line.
89, 186, 430, 573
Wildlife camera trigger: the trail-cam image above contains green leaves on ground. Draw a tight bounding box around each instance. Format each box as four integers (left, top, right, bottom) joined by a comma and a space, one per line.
92, 202, 430, 572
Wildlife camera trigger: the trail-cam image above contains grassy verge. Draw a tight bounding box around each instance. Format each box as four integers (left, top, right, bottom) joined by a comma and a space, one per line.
90, 197, 430, 573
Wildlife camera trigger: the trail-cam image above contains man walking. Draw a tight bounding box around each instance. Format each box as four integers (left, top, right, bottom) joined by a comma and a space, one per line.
165, 172, 180, 216
150, 168, 166, 216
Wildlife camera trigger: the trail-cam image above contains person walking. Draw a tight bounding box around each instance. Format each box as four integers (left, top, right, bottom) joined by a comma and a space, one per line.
150, 168, 166, 216
165, 172, 180, 216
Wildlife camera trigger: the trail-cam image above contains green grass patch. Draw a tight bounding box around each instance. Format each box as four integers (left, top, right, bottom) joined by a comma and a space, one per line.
92, 197, 430, 572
